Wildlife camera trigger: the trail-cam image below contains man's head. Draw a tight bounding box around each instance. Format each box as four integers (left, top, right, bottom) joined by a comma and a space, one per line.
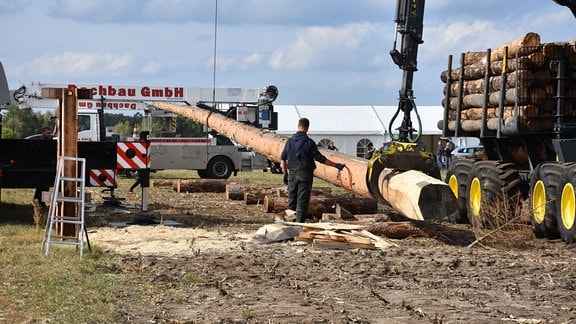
297, 118, 310, 132
41, 127, 52, 139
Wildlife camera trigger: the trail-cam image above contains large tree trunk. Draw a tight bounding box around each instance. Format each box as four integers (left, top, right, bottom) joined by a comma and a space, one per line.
152, 102, 457, 221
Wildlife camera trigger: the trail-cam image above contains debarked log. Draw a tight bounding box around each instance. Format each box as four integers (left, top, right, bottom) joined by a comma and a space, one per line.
153, 102, 457, 221
376, 170, 457, 221
263, 195, 378, 218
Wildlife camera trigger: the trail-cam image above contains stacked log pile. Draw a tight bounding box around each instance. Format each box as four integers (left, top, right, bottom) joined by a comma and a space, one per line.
438, 32, 576, 134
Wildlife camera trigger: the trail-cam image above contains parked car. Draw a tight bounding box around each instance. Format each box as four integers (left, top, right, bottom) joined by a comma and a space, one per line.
452, 145, 484, 159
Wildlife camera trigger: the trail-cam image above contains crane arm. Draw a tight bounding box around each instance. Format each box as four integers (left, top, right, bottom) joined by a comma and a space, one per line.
554, 0, 576, 18
389, 0, 425, 143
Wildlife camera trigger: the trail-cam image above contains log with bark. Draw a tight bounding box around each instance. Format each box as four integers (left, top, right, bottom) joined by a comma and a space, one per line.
443, 69, 534, 96
263, 195, 378, 218
151, 179, 175, 187
152, 102, 457, 221
244, 185, 285, 205
444, 87, 532, 109
173, 179, 227, 193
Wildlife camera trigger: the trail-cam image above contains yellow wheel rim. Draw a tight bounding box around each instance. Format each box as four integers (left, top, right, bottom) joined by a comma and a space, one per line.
469, 177, 481, 217
532, 180, 546, 225
560, 183, 575, 230
448, 175, 458, 199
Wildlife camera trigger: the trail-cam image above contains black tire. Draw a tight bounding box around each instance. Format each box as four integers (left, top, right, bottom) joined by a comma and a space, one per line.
466, 161, 522, 226
207, 156, 234, 179
197, 170, 209, 179
445, 159, 474, 223
530, 162, 572, 239
556, 165, 576, 244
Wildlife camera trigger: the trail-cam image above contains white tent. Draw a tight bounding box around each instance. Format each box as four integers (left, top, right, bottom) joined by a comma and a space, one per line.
274, 105, 444, 157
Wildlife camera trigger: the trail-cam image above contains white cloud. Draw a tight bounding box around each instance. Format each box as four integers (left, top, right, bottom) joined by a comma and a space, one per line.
268, 23, 387, 71
141, 61, 163, 75
25, 52, 134, 77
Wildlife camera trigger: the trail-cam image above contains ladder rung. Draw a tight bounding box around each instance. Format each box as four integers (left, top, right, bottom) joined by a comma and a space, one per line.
52, 215, 81, 220
46, 241, 83, 247
56, 196, 84, 203
50, 234, 81, 240
60, 176, 84, 182
51, 218, 83, 225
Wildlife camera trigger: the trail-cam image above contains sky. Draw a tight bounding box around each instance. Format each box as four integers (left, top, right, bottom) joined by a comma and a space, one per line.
0, 0, 575, 107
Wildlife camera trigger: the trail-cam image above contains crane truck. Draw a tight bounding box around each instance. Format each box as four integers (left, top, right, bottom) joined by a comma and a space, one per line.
0, 64, 277, 207
440, 1, 576, 243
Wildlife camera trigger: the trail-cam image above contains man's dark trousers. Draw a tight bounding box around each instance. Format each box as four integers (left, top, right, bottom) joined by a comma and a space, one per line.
287, 170, 314, 223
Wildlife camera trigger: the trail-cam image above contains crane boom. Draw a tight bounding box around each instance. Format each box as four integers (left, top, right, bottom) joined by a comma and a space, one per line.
389, 0, 425, 143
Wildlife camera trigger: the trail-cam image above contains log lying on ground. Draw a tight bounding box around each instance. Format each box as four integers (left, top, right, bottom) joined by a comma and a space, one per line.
151, 179, 175, 187
228, 183, 333, 202
173, 179, 227, 193
276, 186, 333, 198
366, 221, 442, 239
264, 195, 378, 219
153, 102, 457, 221
244, 185, 284, 205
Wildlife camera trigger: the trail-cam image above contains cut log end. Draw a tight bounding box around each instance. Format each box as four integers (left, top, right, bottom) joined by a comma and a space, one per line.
418, 183, 459, 220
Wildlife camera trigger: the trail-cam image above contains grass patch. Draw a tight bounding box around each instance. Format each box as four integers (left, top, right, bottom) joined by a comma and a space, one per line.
0, 169, 346, 322
0, 225, 127, 322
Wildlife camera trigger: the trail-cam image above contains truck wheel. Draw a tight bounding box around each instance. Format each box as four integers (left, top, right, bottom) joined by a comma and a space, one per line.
556, 166, 576, 244
207, 156, 234, 179
445, 159, 474, 224
467, 161, 522, 227
530, 162, 571, 239
197, 170, 209, 179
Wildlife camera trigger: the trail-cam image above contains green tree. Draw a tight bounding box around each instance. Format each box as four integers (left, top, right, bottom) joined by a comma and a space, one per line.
115, 120, 133, 137
1, 106, 54, 138
176, 115, 204, 137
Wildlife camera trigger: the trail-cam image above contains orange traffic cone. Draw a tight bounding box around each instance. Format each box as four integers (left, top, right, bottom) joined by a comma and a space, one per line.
132, 124, 139, 140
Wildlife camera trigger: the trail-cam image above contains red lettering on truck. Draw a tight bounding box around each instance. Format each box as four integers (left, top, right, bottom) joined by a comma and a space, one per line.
141, 87, 184, 98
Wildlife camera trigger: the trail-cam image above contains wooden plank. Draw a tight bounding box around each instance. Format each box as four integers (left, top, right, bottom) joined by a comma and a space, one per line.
312, 239, 375, 250
283, 222, 366, 231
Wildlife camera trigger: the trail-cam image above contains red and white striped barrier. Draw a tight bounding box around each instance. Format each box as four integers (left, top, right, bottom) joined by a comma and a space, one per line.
117, 141, 150, 170
89, 169, 117, 187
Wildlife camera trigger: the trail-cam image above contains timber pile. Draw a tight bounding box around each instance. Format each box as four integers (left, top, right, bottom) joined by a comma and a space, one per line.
439, 32, 576, 134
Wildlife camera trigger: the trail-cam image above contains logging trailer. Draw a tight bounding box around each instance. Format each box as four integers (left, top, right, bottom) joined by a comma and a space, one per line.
440, 0, 576, 243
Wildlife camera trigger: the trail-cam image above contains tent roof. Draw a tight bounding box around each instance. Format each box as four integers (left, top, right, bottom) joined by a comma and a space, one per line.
275, 105, 443, 135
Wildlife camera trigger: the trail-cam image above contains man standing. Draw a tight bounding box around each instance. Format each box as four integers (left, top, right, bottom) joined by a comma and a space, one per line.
436, 141, 444, 170
34, 126, 53, 209
281, 118, 345, 223
444, 142, 453, 170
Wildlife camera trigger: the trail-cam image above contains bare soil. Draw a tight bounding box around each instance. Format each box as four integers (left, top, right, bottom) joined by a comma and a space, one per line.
86, 181, 576, 324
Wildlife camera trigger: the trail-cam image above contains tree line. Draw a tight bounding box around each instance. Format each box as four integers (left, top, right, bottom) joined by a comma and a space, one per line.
0, 106, 205, 139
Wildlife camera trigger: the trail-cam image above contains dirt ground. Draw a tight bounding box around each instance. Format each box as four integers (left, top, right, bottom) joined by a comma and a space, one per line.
86, 179, 576, 324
